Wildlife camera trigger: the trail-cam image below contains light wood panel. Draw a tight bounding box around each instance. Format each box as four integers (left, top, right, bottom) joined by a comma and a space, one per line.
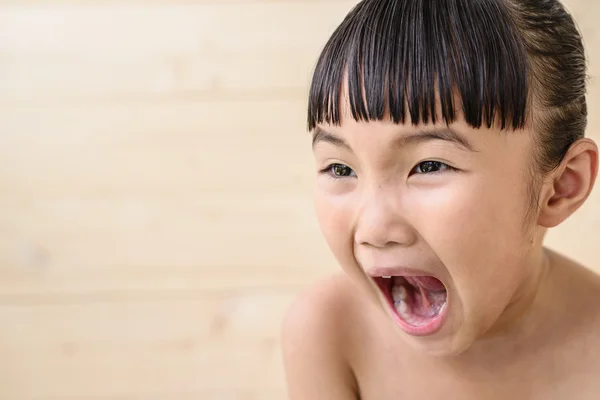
0, 292, 290, 399
0, 3, 354, 104
0, 99, 336, 302
0, 3, 354, 398
0, 1, 598, 399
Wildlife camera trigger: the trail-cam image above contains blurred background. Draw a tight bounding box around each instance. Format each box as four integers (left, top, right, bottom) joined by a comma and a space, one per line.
0, 1, 598, 399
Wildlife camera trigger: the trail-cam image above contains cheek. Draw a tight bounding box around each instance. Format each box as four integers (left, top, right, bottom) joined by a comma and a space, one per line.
410, 176, 531, 307
313, 186, 355, 266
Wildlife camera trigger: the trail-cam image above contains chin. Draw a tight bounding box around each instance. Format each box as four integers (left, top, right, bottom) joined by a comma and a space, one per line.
395, 308, 479, 357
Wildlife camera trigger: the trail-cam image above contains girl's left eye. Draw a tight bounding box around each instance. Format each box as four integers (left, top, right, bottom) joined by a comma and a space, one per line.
322, 163, 356, 178
411, 161, 454, 175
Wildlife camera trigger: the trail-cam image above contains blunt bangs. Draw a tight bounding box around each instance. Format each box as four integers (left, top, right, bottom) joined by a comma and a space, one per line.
308, 0, 530, 131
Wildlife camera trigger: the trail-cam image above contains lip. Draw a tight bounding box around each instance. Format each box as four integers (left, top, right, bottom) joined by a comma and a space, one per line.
367, 266, 441, 279
368, 268, 449, 337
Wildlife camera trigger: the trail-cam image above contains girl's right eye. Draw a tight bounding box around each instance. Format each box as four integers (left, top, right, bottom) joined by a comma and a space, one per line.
321, 163, 356, 179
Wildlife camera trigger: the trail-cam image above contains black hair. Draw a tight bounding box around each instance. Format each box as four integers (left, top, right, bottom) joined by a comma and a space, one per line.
307, 0, 587, 174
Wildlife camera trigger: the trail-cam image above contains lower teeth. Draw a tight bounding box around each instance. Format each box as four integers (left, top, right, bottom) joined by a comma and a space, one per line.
394, 300, 428, 326
391, 283, 445, 327
391, 284, 408, 301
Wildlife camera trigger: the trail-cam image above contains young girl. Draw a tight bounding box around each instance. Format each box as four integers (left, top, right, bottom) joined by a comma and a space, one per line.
282, 0, 600, 398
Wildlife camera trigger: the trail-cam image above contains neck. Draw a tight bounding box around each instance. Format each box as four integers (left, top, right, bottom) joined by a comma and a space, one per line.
445, 247, 558, 368
481, 247, 552, 339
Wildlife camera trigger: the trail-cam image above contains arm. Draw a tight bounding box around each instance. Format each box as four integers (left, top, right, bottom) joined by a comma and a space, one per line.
281, 278, 359, 400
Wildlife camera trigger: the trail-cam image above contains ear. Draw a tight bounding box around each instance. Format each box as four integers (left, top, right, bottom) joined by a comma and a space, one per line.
537, 138, 599, 228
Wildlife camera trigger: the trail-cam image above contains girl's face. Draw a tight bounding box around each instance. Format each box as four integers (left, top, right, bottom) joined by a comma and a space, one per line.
312, 104, 547, 356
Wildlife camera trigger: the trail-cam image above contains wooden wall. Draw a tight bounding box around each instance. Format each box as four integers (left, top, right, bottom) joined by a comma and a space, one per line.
0, 1, 598, 399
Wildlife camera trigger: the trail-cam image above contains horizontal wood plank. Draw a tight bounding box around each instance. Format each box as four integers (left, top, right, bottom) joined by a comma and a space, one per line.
0, 99, 340, 294
0, 292, 292, 398
0, 3, 348, 57
0, 2, 357, 104
0, 54, 313, 104
0, 0, 350, 4
0, 100, 313, 194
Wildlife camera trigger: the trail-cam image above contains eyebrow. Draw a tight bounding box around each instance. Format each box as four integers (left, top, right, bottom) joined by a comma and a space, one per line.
311, 126, 476, 152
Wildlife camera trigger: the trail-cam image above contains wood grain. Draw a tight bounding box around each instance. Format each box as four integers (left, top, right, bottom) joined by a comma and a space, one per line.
0, 1, 598, 399
0, 292, 290, 399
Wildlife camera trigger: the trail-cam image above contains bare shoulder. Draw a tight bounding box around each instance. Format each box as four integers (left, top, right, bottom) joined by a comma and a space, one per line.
548, 249, 600, 331
283, 273, 359, 330
281, 273, 360, 400
550, 249, 600, 299
550, 252, 600, 394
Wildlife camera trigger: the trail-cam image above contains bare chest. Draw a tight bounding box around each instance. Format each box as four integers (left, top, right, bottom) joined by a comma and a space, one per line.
351, 326, 600, 400
354, 352, 600, 400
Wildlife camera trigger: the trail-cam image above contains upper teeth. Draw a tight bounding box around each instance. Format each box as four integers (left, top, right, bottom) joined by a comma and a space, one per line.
382, 276, 392, 279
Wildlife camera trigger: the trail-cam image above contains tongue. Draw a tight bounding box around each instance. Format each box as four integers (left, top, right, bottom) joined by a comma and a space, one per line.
405, 276, 445, 292
396, 276, 447, 318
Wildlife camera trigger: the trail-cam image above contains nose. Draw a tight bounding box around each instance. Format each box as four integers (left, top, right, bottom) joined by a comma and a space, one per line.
354, 185, 417, 249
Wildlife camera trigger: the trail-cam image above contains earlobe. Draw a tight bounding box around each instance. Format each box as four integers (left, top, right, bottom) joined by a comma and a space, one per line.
537, 139, 599, 228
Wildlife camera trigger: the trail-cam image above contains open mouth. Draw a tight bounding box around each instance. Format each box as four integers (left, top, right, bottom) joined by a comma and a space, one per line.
373, 274, 448, 336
